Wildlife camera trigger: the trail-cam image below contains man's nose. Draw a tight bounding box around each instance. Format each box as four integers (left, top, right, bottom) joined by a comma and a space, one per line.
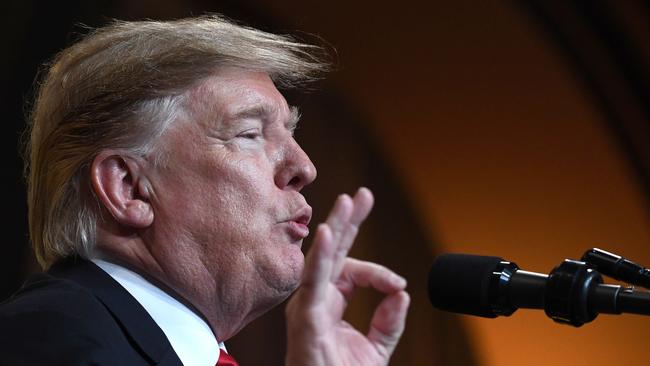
274, 139, 317, 191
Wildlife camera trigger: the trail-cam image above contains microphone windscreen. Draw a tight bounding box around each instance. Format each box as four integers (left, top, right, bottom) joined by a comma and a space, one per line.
428, 253, 503, 318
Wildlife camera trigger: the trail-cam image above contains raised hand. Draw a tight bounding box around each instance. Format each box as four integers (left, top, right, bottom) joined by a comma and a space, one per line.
286, 188, 410, 366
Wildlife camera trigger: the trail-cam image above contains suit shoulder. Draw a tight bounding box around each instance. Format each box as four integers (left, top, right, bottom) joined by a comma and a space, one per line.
1, 272, 105, 320
0, 274, 125, 365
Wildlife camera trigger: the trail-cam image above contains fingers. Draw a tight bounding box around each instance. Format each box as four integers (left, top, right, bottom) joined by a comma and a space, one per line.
340, 258, 410, 358
294, 187, 409, 363
348, 187, 374, 226
367, 291, 410, 358
339, 258, 406, 298
329, 188, 374, 280
300, 224, 335, 303
324, 193, 354, 241
299, 187, 374, 303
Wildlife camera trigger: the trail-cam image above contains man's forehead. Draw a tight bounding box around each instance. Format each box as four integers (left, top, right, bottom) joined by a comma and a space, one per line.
186, 68, 295, 122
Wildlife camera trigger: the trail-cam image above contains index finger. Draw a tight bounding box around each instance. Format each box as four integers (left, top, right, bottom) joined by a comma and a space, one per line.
299, 223, 335, 304
329, 187, 374, 280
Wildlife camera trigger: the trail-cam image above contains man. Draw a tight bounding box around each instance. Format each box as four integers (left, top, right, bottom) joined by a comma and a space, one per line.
1, 15, 410, 365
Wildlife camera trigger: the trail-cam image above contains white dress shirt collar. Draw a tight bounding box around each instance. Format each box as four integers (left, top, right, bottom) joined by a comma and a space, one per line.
92, 259, 223, 366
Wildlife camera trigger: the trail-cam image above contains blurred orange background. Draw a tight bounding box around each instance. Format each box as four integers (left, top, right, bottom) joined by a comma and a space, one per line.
266, 1, 650, 363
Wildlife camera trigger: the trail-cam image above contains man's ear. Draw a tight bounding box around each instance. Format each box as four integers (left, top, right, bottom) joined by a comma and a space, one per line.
90, 151, 154, 229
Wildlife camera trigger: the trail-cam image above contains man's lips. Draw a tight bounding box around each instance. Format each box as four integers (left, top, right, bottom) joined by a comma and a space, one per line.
284, 206, 312, 240
291, 206, 312, 225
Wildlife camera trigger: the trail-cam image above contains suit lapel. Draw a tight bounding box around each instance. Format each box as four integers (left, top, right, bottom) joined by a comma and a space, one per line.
49, 258, 183, 366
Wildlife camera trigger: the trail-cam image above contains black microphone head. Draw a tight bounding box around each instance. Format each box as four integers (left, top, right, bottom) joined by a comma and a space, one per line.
428, 253, 504, 318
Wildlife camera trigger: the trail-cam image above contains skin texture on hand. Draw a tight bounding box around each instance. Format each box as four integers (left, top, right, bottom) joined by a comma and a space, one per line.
285, 188, 410, 366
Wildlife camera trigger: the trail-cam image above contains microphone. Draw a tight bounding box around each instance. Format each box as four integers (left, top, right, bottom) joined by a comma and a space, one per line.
427, 253, 650, 327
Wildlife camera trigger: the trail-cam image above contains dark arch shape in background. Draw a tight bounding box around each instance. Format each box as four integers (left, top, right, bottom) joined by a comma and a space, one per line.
517, 0, 650, 213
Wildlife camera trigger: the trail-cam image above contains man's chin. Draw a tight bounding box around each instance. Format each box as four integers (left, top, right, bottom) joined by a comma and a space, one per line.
256, 252, 303, 297
247, 274, 300, 324
267, 266, 302, 297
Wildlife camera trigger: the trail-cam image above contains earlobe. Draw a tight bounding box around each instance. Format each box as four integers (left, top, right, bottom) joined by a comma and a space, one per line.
91, 152, 154, 229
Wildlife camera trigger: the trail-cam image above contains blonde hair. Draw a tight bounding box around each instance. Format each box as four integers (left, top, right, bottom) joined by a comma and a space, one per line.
25, 15, 328, 269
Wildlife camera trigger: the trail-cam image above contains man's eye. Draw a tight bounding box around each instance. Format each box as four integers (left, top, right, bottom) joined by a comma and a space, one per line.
237, 130, 261, 139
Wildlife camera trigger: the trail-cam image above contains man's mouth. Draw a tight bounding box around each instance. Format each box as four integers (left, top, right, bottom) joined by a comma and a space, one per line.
284, 206, 312, 240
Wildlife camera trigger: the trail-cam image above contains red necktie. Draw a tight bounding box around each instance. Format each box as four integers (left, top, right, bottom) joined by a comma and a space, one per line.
216, 351, 239, 366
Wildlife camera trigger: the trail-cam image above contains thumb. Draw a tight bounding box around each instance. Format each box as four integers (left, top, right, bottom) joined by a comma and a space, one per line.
367, 291, 410, 358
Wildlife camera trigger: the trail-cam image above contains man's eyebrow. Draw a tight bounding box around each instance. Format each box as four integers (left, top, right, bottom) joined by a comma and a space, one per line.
224, 104, 301, 134
228, 105, 276, 121
228, 104, 301, 130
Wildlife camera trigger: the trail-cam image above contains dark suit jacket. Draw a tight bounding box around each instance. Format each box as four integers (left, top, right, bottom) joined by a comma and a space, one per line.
0, 257, 183, 365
